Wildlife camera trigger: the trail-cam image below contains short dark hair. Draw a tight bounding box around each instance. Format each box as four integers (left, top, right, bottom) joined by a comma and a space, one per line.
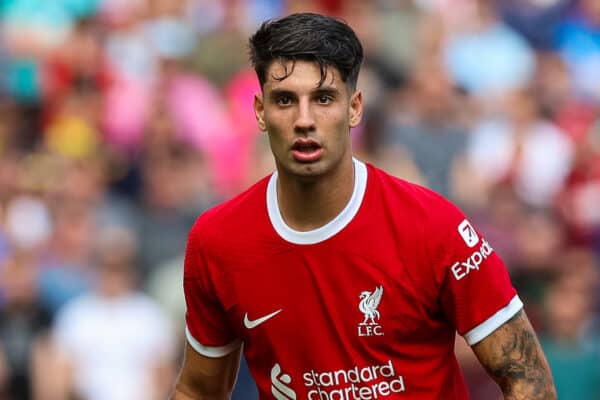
249, 13, 364, 91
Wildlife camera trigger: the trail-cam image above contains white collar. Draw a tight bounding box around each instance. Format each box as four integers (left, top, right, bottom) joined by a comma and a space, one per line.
266, 158, 367, 245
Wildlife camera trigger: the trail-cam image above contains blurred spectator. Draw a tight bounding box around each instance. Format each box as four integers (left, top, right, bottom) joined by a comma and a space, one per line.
36, 157, 104, 313
101, 0, 157, 86
145, 0, 196, 60
136, 140, 214, 277
510, 209, 567, 326
159, 60, 243, 195
223, 68, 263, 189
102, 76, 151, 152
41, 17, 111, 142
532, 52, 577, 124
0, 250, 54, 400
558, 115, 600, 251
1, 0, 99, 103
187, 2, 249, 87
37, 200, 95, 314
3, 195, 52, 253
555, 0, 600, 101
50, 225, 177, 400
499, 0, 573, 50
380, 61, 468, 200
146, 255, 185, 334
0, 100, 41, 151
540, 248, 600, 399
44, 89, 102, 161
375, 1, 425, 74
466, 184, 526, 267
464, 88, 574, 208
442, 0, 536, 99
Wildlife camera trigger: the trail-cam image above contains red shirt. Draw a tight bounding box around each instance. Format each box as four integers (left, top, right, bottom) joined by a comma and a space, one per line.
184, 159, 521, 399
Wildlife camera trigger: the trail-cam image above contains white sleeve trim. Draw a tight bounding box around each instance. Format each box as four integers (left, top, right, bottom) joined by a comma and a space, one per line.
185, 326, 241, 358
464, 295, 524, 345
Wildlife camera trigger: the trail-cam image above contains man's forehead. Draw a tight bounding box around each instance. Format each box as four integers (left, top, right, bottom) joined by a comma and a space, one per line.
264, 60, 342, 89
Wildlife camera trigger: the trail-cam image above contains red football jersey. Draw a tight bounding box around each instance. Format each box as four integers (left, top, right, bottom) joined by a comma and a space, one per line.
184, 159, 522, 399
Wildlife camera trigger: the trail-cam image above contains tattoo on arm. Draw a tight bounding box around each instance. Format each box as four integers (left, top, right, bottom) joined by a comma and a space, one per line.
472, 310, 557, 400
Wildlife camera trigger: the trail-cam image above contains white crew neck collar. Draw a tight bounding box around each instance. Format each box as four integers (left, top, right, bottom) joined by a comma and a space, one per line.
266, 158, 368, 245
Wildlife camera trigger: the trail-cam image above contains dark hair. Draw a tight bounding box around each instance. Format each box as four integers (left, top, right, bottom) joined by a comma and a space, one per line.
249, 13, 364, 91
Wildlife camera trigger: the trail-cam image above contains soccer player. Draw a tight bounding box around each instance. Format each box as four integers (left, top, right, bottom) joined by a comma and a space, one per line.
171, 13, 557, 400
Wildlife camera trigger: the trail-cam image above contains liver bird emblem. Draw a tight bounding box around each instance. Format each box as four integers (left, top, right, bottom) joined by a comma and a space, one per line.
359, 285, 384, 325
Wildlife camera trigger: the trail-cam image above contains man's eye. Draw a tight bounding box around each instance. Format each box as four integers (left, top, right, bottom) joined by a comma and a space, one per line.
317, 95, 333, 104
277, 96, 292, 106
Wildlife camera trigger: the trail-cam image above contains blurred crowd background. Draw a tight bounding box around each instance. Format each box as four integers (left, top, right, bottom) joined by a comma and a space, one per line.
0, 0, 599, 399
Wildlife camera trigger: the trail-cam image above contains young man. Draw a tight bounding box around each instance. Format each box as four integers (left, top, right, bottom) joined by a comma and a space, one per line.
172, 13, 557, 400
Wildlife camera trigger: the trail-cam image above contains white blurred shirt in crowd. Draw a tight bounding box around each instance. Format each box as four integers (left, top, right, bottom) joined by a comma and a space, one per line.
467, 117, 574, 207
52, 292, 177, 400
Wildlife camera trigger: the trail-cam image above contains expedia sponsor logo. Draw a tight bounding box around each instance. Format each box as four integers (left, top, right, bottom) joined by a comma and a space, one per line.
451, 240, 494, 281
303, 360, 405, 399
458, 219, 479, 248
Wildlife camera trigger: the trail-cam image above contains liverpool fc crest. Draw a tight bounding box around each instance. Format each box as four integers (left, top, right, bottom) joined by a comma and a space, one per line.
358, 285, 384, 336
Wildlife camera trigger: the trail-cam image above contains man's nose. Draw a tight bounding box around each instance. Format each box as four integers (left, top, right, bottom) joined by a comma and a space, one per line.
294, 99, 316, 133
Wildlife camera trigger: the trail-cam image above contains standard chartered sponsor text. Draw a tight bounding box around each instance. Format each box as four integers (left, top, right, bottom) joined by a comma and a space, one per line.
303, 360, 405, 399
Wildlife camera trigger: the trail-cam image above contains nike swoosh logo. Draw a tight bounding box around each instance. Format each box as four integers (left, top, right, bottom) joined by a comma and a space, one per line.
244, 309, 282, 329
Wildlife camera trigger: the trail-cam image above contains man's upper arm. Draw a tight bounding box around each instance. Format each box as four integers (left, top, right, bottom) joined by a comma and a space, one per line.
471, 309, 557, 400
171, 342, 242, 400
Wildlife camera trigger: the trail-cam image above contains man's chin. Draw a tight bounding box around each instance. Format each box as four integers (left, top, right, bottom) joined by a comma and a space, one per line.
282, 160, 328, 179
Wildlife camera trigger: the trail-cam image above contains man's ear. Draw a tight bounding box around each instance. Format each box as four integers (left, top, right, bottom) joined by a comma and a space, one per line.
349, 90, 363, 128
254, 93, 266, 132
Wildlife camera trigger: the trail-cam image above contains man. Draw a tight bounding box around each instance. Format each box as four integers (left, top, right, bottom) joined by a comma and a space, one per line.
172, 13, 556, 400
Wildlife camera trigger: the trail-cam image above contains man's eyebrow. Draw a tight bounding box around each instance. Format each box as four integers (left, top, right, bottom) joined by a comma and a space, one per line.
267, 86, 340, 99
313, 87, 340, 96
268, 88, 295, 99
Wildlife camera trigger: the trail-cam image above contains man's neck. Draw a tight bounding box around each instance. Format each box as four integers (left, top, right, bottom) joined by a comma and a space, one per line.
276, 157, 355, 232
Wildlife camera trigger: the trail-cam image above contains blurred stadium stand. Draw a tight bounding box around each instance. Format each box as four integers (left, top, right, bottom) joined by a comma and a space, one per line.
0, 0, 598, 399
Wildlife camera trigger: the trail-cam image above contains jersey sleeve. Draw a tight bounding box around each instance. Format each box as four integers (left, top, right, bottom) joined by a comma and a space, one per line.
426, 195, 523, 345
183, 221, 241, 357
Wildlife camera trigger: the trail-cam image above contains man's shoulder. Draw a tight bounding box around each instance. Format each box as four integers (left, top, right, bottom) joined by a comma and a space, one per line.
368, 163, 453, 210
366, 163, 468, 242
190, 175, 271, 237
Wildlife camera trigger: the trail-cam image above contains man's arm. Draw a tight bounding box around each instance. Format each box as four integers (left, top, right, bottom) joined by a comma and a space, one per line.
171, 342, 242, 400
471, 309, 557, 400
